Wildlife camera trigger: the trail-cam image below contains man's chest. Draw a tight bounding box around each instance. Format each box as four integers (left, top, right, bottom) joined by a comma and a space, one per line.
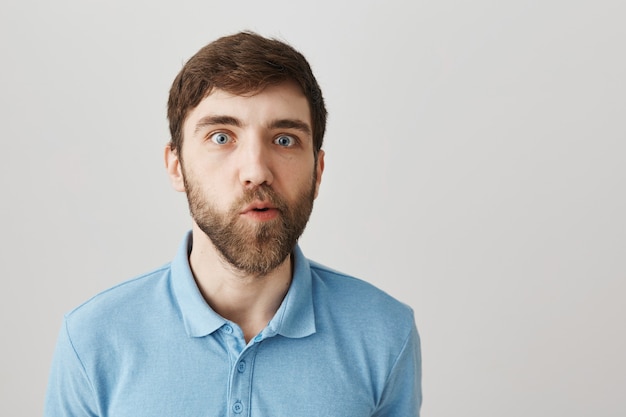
99, 336, 379, 417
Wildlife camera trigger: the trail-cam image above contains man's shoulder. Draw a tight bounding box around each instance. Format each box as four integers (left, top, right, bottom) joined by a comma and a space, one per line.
64, 263, 173, 330
308, 259, 415, 326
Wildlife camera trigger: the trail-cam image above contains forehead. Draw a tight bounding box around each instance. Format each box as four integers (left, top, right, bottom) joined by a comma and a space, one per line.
183, 81, 312, 134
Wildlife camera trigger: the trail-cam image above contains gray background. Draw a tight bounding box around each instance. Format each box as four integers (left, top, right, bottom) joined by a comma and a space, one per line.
1, 0, 624, 416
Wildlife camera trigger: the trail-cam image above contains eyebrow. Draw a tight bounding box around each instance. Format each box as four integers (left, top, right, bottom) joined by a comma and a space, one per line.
194, 115, 242, 135
194, 115, 312, 136
268, 119, 312, 136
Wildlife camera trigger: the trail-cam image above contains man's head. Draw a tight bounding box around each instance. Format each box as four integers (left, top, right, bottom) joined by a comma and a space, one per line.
167, 31, 327, 159
165, 32, 326, 276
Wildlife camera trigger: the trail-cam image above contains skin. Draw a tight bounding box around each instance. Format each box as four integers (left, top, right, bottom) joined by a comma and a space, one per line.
165, 81, 325, 342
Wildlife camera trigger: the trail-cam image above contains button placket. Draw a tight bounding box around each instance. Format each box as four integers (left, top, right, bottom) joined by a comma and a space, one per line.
228, 345, 258, 417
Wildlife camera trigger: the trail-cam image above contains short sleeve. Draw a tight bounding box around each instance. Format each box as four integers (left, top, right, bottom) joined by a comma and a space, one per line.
372, 322, 422, 417
44, 318, 99, 417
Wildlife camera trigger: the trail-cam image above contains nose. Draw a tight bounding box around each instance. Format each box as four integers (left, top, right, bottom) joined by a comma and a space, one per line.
237, 137, 274, 188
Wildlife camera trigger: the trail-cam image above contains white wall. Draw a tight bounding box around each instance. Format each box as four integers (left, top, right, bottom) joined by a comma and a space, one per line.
1, 0, 624, 416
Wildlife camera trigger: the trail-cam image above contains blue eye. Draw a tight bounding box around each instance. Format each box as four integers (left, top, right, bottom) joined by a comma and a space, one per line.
274, 135, 295, 147
210, 132, 231, 145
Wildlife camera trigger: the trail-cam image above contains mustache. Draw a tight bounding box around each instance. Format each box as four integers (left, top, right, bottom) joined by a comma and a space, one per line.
237, 186, 287, 211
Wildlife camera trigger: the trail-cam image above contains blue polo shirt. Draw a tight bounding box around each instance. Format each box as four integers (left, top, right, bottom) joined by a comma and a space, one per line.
45, 232, 421, 416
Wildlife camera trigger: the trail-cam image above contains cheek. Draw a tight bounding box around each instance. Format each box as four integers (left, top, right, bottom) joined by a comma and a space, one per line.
289, 170, 319, 204
278, 161, 314, 184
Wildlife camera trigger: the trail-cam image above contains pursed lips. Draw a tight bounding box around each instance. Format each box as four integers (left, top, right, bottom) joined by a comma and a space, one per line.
241, 201, 276, 213
240, 202, 280, 221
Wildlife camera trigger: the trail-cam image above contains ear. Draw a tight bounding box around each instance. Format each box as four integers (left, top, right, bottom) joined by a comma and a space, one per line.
314, 149, 325, 199
164, 145, 185, 192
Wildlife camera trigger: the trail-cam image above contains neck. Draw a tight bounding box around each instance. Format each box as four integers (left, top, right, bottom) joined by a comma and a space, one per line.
188, 226, 293, 342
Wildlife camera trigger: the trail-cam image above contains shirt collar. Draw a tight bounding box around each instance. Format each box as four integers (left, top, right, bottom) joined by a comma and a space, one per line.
170, 232, 225, 337
171, 231, 316, 339
267, 243, 316, 339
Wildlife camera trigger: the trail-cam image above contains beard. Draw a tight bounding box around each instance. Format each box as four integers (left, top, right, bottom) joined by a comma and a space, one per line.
183, 169, 317, 276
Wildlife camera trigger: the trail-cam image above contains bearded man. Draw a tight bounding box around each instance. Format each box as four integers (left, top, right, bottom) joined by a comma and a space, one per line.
45, 31, 422, 417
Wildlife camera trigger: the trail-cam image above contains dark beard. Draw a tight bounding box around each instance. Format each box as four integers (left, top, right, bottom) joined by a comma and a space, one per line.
184, 173, 316, 276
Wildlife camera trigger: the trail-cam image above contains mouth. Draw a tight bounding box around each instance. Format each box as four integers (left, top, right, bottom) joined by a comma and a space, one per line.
241, 201, 279, 216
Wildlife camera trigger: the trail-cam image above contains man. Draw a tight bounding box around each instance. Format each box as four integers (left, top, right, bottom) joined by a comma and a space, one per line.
45, 31, 421, 416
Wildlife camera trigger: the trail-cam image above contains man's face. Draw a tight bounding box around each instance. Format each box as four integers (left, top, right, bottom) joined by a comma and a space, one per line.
167, 81, 324, 276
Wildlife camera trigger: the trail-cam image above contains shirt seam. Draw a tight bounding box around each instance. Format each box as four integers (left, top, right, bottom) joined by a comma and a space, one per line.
373, 320, 415, 411
63, 316, 101, 416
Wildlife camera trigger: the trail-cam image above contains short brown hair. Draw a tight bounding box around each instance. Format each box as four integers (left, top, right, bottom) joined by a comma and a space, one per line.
167, 31, 327, 156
